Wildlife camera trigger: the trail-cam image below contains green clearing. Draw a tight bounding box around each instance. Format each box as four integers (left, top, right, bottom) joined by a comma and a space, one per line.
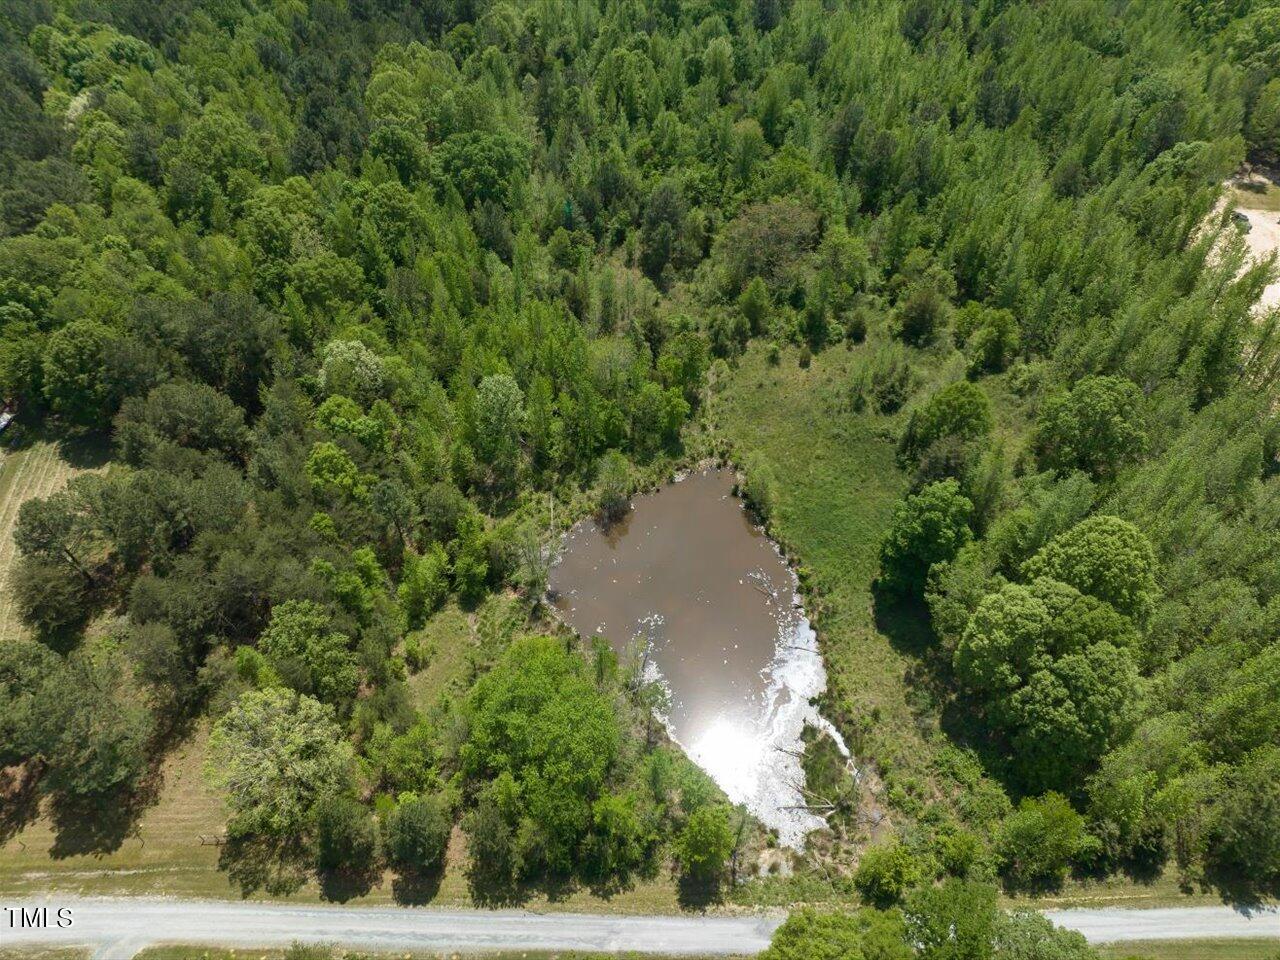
1231, 181, 1280, 212
404, 602, 478, 711
1099, 940, 1280, 959
713, 340, 920, 788
712, 336, 986, 852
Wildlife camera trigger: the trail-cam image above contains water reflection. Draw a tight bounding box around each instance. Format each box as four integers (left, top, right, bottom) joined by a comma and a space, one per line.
549, 467, 848, 848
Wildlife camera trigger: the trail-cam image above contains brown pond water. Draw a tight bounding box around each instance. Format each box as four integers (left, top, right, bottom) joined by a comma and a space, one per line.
549, 467, 847, 848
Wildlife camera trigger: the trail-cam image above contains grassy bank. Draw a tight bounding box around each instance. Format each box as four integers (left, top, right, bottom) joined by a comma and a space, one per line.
713, 339, 941, 836
1099, 940, 1280, 959
128, 950, 741, 960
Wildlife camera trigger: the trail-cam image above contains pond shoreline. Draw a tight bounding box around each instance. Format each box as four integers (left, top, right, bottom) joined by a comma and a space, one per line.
547, 462, 852, 851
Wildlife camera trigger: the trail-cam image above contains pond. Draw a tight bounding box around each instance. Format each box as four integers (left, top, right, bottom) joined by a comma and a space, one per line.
549, 466, 848, 849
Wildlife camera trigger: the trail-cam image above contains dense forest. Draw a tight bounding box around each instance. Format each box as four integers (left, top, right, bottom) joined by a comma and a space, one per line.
1, 0, 1279, 953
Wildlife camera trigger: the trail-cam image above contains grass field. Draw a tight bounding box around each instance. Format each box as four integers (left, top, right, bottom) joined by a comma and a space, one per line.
1099, 940, 1280, 959
1231, 180, 1280, 212
0, 431, 107, 641
713, 339, 934, 833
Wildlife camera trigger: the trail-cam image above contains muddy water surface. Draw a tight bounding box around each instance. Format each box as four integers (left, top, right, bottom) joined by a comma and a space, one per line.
549, 467, 846, 848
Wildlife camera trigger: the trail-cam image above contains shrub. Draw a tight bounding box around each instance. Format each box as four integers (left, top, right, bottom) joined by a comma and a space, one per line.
853, 841, 924, 907
314, 794, 379, 873
997, 793, 1095, 889
740, 452, 779, 522
384, 794, 452, 875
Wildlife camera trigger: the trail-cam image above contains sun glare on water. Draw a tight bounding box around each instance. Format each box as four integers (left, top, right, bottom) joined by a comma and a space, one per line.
687, 717, 767, 803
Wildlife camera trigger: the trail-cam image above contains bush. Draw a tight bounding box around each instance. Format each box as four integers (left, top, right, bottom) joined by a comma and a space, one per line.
997, 793, 1094, 889
895, 284, 950, 345
761, 907, 912, 960
384, 794, 452, 875
402, 634, 430, 673
740, 452, 779, 522
852, 342, 916, 413
398, 544, 448, 628
314, 794, 379, 873
853, 841, 923, 907
677, 804, 735, 882
899, 381, 992, 462
596, 449, 630, 523
878, 479, 974, 597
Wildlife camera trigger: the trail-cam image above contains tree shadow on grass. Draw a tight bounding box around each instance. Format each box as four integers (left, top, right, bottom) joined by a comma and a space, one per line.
46, 762, 166, 860
318, 863, 381, 903
0, 761, 43, 845
54, 431, 111, 469
872, 583, 959, 723
218, 834, 311, 897
391, 864, 445, 906
465, 864, 531, 908
45, 710, 200, 858
676, 875, 724, 911
1201, 861, 1280, 910
871, 584, 937, 660
465, 864, 582, 909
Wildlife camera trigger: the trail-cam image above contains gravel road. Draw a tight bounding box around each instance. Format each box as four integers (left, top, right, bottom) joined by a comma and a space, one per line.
0, 898, 781, 958
2, 897, 1276, 958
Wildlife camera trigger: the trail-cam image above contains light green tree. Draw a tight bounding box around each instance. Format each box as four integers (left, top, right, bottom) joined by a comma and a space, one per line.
677, 804, 735, 882
206, 688, 354, 838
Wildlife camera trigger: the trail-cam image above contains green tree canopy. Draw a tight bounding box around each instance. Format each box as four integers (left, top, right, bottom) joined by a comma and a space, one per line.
384, 794, 453, 876
676, 803, 735, 883
258, 600, 359, 709
955, 578, 1139, 792
1034, 376, 1146, 480
900, 381, 992, 462
997, 793, 1094, 889
879, 479, 974, 597
1021, 515, 1158, 622
461, 635, 621, 876
206, 688, 354, 838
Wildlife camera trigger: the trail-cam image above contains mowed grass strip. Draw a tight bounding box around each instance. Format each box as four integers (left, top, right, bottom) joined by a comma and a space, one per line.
0, 724, 227, 899
0, 432, 108, 641
129, 950, 744, 960
1098, 939, 1280, 959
